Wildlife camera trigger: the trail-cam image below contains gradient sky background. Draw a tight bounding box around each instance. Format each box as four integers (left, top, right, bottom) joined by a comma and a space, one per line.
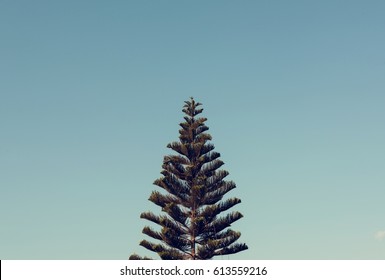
1, 0, 385, 260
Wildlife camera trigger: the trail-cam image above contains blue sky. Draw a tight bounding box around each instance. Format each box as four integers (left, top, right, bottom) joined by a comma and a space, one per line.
1, 0, 385, 259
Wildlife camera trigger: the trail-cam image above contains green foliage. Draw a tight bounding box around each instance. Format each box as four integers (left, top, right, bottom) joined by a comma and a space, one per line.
129, 98, 248, 260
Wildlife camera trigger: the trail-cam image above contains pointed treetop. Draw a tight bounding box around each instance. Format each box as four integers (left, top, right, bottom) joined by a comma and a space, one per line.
182, 97, 203, 118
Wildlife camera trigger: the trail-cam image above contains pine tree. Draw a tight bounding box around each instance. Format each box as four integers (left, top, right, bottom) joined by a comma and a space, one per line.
129, 98, 248, 260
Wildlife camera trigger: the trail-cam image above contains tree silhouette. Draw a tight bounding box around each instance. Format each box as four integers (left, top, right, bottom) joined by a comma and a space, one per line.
130, 98, 247, 260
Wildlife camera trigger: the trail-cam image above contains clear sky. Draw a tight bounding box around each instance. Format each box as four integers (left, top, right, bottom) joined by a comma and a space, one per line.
1, 0, 384, 259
